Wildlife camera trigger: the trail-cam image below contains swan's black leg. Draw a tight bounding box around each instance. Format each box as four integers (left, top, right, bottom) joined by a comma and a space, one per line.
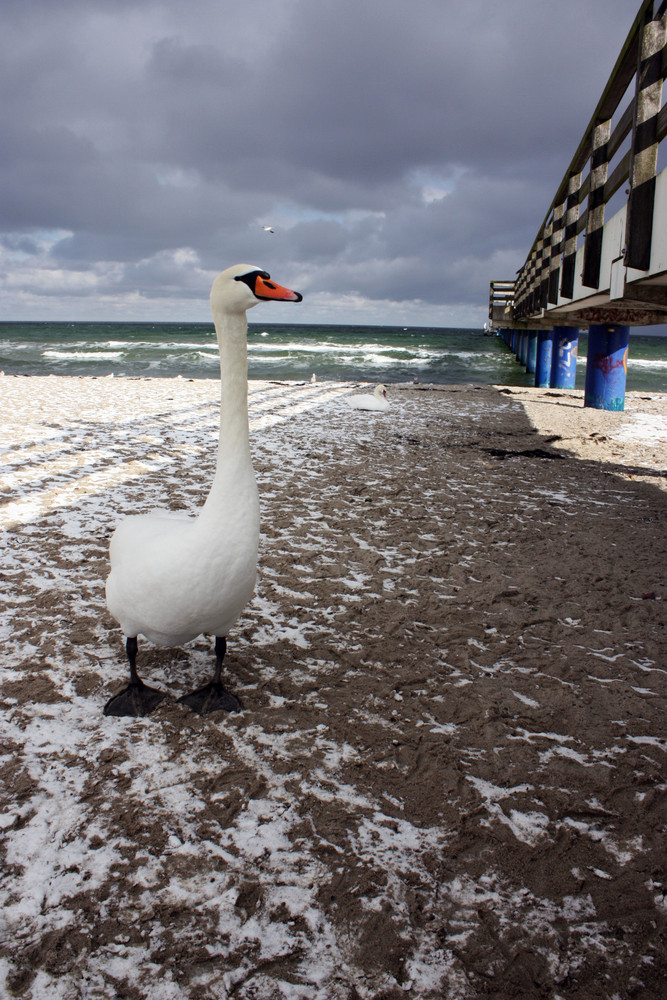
178, 636, 244, 715
104, 637, 167, 717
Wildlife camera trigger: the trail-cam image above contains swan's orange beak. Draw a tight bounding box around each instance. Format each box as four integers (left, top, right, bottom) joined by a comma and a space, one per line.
254, 275, 303, 302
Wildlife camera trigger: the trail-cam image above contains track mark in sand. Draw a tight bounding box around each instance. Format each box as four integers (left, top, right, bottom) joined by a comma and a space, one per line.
0, 380, 355, 528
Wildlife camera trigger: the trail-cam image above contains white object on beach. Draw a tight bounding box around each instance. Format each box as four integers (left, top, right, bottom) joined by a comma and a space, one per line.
345, 384, 389, 412
104, 264, 302, 717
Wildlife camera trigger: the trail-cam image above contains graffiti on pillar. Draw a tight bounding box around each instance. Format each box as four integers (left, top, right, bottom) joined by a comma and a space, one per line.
557, 341, 577, 372
594, 346, 628, 377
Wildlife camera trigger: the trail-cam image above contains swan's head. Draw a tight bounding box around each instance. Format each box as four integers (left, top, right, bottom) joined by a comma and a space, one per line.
211, 264, 302, 314
375, 384, 388, 398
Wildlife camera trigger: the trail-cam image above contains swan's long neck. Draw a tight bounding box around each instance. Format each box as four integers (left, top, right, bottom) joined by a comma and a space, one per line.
217, 307, 251, 471
201, 305, 255, 516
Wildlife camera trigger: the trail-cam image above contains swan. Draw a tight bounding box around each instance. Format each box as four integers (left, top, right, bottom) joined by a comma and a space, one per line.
345, 384, 389, 412
104, 264, 302, 717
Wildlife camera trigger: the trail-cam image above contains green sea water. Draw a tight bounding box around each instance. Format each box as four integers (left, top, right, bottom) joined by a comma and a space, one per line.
0, 322, 665, 391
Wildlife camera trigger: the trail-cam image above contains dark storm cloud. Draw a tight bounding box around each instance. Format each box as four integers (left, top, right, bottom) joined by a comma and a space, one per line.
0, 0, 638, 322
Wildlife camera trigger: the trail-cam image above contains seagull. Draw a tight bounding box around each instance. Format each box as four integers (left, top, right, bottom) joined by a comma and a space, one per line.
262, 226, 275, 234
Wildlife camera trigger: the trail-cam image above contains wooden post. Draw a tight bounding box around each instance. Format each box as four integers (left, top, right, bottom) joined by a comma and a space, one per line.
529, 242, 543, 316
540, 221, 553, 308
624, 12, 666, 270
548, 201, 564, 304
582, 118, 612, 288
560, 172, 582, 298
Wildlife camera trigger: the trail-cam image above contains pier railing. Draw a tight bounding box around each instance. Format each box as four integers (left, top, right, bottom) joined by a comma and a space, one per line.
489, 0, 667, 332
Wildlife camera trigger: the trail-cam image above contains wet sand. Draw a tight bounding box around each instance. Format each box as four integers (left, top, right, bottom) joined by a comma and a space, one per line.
1, 376, 665, 999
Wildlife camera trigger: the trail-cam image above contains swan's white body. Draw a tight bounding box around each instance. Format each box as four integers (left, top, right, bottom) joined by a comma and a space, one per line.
345, 384, 389, 412
105, 264, 300, 648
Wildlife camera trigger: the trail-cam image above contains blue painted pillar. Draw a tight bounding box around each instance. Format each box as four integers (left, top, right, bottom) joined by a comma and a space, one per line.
519, 332, 527, 366
551, 326, 579, 389
526, 331, 538, 374
584, 324, 630, 411
535, 330, 554, 387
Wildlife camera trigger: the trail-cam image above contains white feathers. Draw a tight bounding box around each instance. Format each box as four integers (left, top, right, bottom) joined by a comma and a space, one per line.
345, 384, 390, 412
105, 264, 300, 647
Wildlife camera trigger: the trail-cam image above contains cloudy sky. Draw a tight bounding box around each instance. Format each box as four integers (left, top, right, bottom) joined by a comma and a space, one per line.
0, 0, 642, 327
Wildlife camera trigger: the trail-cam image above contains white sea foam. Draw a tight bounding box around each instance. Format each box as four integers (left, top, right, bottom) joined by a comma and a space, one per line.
248, 340, 432, 358
630, 357, 667, 369
42, 350, 123, 360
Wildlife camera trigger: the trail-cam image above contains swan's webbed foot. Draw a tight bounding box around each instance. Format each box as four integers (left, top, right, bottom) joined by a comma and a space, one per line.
178, 635, 243, 716
104, 636, 167, 717
178, 680, 243, 715
104, 680, 167, 717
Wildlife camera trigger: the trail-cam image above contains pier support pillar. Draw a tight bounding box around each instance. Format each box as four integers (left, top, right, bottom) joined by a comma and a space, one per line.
535, 330, 554, 387
526, 331, 538, 374
584, 324, 630, 411
551, 326, 578, 389
519, 332, 528, 367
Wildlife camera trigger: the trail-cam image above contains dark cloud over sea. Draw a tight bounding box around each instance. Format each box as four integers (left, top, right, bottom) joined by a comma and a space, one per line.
0, 0, 638, 324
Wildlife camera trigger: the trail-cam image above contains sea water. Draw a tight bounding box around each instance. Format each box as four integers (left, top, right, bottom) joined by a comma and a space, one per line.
0, 322, 666, 392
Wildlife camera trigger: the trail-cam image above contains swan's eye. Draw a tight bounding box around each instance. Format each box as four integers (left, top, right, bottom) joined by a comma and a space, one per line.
234, 270, 271, 292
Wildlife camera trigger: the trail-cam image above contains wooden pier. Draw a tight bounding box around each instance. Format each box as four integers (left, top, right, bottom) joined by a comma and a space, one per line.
489, 0, 667, 408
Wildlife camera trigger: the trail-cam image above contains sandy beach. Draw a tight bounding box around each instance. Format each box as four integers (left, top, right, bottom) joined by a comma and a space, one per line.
1, 375, 665, 999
